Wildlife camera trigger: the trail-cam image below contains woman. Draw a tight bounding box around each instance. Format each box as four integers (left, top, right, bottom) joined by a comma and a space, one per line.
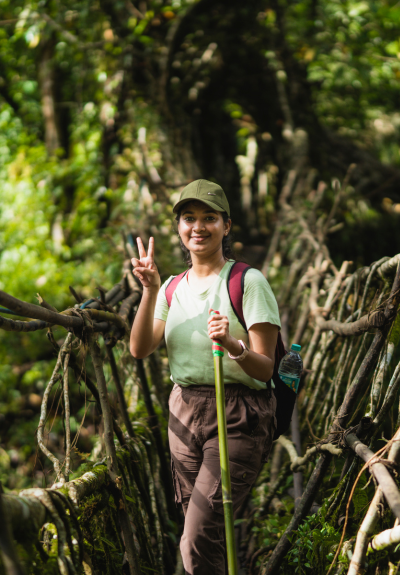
130, 179, 280, 575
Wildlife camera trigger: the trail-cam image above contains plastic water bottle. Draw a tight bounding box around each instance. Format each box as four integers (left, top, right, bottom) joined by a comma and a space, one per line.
278, 344, 303, 393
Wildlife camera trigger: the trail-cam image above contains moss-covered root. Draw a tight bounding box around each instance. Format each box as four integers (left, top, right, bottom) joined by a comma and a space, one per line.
347, 488, 383, 575
368, 524, 400, 554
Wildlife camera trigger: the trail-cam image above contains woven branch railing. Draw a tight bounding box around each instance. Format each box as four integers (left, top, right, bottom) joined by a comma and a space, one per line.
239, 167, 400, 575
0, 263, 179, 575
1, 166, 400, 575
242, 248, 400, 574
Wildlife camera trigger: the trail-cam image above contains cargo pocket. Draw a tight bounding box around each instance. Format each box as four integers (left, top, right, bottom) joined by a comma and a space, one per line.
262, 410, 277, 462
171, 459, 182, 506
168, 383, 179, 408
207, 460, 260, 515
242, 397, 260, 437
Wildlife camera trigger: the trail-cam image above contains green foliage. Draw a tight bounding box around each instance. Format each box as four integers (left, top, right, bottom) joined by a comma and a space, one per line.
249, 472, 295, 566
285, 0, 400, 165
0, 0, 186, 494
284, 515, 342, 575
352, 476, 370, 518
252, 508, 292, 548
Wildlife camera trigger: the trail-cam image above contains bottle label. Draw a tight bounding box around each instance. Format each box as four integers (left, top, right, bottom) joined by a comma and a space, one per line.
279, 374, 300, 393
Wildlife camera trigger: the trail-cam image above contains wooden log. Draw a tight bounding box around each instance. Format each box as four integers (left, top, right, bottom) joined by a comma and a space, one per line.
2, 465, 109, 539
378, 254, 400, 278
316, 309, 387, 337
0, 290, 82, 328
0, 291, 129, 333
0, 490, 26, 575
119, 290, 141, 323
0, 316, 52, 332
368, 524, 400, 553
346, 433, 400, 520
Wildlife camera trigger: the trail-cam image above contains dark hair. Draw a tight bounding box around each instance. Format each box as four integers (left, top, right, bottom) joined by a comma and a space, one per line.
175, 209, 236, 268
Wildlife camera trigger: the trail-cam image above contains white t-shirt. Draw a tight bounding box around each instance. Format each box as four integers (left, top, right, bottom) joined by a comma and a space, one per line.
154, 260, 281, 390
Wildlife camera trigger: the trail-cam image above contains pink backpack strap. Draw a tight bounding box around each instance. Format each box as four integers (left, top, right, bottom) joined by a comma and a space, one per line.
227, 261, 286, 357
227, 261, 251, 331
165, 270, 188, 307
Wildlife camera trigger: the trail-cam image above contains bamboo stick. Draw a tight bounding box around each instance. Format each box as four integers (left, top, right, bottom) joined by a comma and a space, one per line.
211, 311, 238, 575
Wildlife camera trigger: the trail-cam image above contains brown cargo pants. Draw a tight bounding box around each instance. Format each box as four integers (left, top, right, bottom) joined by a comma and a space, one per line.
168, 383, 277, 575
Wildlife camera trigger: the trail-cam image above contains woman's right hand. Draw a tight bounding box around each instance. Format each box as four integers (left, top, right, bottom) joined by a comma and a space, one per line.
131, 237, 161, 291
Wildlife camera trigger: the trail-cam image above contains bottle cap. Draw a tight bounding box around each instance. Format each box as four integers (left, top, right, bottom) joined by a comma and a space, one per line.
291, 344, 301, 352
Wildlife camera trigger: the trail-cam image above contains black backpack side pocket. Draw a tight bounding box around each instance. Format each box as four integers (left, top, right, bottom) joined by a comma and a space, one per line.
270, 368, 297, 440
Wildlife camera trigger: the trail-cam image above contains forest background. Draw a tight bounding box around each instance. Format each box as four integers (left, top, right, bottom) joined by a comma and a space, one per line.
1, 0, 400, 574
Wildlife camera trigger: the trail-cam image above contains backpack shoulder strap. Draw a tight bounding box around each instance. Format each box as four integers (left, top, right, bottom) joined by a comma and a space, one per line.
227, 261, 251, 331
227, 260, 286, 360
275, 331, 286, 372
165, 270, 188, 307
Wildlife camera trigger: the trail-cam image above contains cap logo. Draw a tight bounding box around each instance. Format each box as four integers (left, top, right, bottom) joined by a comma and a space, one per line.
208, 192, 216, 196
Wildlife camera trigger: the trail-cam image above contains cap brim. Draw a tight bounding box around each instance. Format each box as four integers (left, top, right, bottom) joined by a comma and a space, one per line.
173, 198, 229, 216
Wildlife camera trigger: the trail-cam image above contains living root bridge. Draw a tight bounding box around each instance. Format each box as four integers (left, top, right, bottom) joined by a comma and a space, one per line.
3, 172, 400, 575
253, 168, 400, 575
1, 437, 173, 575
0, 265, 179, 575
261, 256, 400, 575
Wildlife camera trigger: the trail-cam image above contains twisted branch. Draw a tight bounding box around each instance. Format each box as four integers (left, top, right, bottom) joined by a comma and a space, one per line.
62, 345, 72, 481
37, 333, 73, 483
277, 436, 342, 472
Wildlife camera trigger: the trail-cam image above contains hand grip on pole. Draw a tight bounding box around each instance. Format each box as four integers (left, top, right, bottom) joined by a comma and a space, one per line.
210, 310, 224, 357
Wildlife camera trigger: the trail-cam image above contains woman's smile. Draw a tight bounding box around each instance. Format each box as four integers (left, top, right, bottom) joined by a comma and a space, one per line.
191, 235, 209, 242
177, 200, 230, 260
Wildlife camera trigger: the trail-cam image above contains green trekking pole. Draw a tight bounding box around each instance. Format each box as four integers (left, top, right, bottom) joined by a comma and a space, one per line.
210, 311, 238, 575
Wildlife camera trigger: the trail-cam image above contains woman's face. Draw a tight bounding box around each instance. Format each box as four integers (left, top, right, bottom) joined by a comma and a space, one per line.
177, 201, 231, 259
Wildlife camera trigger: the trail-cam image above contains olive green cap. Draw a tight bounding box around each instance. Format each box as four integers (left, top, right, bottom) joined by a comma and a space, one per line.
173, 179, 230, 217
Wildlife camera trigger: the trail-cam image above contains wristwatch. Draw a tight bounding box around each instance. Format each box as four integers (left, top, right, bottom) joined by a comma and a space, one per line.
228, 340, 249, 362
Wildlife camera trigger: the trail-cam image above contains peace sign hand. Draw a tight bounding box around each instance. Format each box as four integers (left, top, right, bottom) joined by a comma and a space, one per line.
131, 237, 161, 291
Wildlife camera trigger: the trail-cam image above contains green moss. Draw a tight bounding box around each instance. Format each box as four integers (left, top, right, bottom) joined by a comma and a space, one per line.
389, 312, 400, 348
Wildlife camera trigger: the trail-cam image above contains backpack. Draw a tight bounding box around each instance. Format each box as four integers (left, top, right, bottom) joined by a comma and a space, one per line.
165, 261, 296, 440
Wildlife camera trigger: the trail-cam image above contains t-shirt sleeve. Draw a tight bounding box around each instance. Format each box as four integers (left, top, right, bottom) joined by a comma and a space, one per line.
154, 277, 172, 322
243, 269, 281, 330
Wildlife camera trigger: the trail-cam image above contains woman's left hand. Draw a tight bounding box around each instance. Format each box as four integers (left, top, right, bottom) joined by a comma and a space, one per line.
207, 309, 232, 349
